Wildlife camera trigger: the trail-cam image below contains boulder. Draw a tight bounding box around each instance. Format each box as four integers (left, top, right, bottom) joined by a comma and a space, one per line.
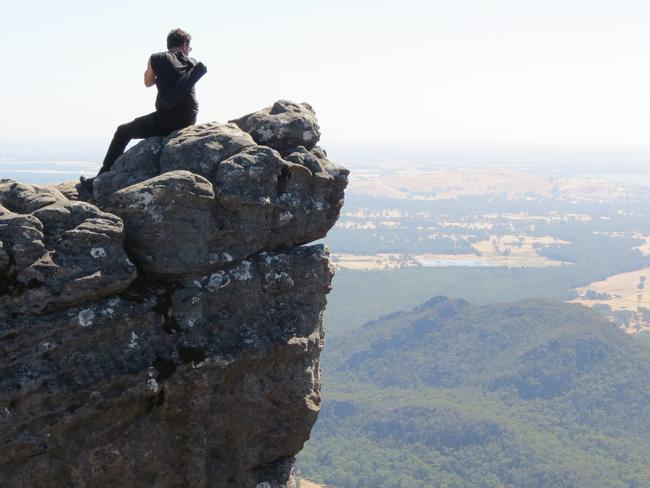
89, 101, 348, 279
107, 171, 220, 278
212, 144, 347, 255
230, 100, 321, 150
0, 179, 68, 213
53, 180, 81, 201
0, 186, 137, 315
92, 137, 164, 206
281, 145, 350, 225
159, 122, 256, 177
104, 145, 347, 279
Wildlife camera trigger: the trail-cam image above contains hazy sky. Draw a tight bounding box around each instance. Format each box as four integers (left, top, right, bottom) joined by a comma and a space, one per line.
3, 0, 650, 153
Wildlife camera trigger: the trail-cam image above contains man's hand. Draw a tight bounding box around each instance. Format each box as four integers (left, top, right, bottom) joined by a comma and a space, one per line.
144, 60, 156, 87
194, 61, 207, 77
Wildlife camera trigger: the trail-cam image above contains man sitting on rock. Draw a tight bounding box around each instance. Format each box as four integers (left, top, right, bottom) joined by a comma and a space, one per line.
80, 28, 207, 195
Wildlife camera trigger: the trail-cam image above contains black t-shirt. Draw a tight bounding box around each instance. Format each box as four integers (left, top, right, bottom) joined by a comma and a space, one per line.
149, 51, 199, 119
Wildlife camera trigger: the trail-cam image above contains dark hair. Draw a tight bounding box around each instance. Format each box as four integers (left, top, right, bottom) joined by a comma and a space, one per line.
167, 28, 191, 49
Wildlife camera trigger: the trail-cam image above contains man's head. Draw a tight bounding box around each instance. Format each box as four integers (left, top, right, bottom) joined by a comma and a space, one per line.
167, 28, 192, 55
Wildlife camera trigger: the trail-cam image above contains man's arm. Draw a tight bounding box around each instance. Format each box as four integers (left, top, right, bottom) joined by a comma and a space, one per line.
144, 59, 156, 87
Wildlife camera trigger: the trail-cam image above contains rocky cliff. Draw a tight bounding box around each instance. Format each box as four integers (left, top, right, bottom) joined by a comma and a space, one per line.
0, 101, 348, 487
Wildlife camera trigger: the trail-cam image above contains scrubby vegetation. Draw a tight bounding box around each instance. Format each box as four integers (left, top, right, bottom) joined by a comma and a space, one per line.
298, 298, 650, 487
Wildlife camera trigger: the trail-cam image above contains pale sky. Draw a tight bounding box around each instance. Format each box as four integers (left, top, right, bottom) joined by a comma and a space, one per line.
3, 0, 650, 152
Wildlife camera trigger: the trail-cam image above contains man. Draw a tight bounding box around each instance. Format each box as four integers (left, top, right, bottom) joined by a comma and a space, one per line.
80, 28, 207, 194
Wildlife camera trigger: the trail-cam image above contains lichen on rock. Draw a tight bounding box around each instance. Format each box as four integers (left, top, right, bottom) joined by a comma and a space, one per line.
230, 100, 321, 151
0, 101, 347, 488
0, 181, 137, 315
90, 102, 347, 281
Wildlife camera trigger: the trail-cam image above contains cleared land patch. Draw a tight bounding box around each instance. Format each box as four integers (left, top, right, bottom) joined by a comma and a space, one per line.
332, 235, 569, 270
464, 234, 570, 267
633, 235, 650, 256
332, 253, 418, 270
300, 480, 334, 488
571, 266, 650, 333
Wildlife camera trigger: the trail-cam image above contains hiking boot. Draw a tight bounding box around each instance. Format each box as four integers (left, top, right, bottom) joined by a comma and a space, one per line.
78, 176, 95, 198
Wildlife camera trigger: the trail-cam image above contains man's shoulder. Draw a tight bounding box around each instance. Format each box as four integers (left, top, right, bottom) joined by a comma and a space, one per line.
150, 51, 172, 62
149, 51, 175, 73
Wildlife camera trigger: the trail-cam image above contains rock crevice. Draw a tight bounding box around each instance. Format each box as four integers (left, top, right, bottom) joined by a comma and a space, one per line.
0, 100, 347, 488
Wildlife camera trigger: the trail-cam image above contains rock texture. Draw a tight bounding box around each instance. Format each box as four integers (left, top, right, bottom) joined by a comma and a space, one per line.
230, 100, 320, 151
0, 181, 137, 315
0, 101, 347, 487
92, 104, 346, 280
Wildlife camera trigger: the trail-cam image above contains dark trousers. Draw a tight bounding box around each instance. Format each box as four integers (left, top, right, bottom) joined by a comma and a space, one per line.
100, 111, 195, 174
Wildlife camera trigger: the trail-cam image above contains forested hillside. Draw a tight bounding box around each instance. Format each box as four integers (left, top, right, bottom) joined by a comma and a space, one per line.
298, 298, 650, 487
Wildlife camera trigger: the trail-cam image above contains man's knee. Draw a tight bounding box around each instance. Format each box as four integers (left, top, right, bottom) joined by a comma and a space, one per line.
114, 123, 131, 139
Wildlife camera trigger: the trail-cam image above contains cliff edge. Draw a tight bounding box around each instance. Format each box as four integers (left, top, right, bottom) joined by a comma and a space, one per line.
0, 100, 348, 487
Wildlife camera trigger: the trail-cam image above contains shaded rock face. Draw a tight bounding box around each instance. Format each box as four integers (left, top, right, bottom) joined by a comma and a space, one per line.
0, 101, 346, 487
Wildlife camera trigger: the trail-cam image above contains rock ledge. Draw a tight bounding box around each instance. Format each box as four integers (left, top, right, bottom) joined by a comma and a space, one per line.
0, 101, 347, 488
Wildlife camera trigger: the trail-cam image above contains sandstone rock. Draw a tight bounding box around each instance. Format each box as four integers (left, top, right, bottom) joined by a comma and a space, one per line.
92, 137, 164, 206
0, 240, 8, 273
159, 122, 256, 177
81, 101, 330, 210
91, 124, 255, 207
53, 180, 81, 201
0, 245, 332, 488
88, 102, 347, 279
212, 145, 347, 256
281, 145, 350, 226
0, 179, 67, 213
107, 171, 219, 278
0, 193, 137, 315
104, 146, 347, 279
230, 100, 321, 150
281, 145, 331, 175
0, 101, 346, 487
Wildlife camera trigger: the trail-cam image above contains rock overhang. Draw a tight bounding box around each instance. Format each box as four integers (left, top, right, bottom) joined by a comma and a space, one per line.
0, 100, 347, 487
89, 100, 348, 280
